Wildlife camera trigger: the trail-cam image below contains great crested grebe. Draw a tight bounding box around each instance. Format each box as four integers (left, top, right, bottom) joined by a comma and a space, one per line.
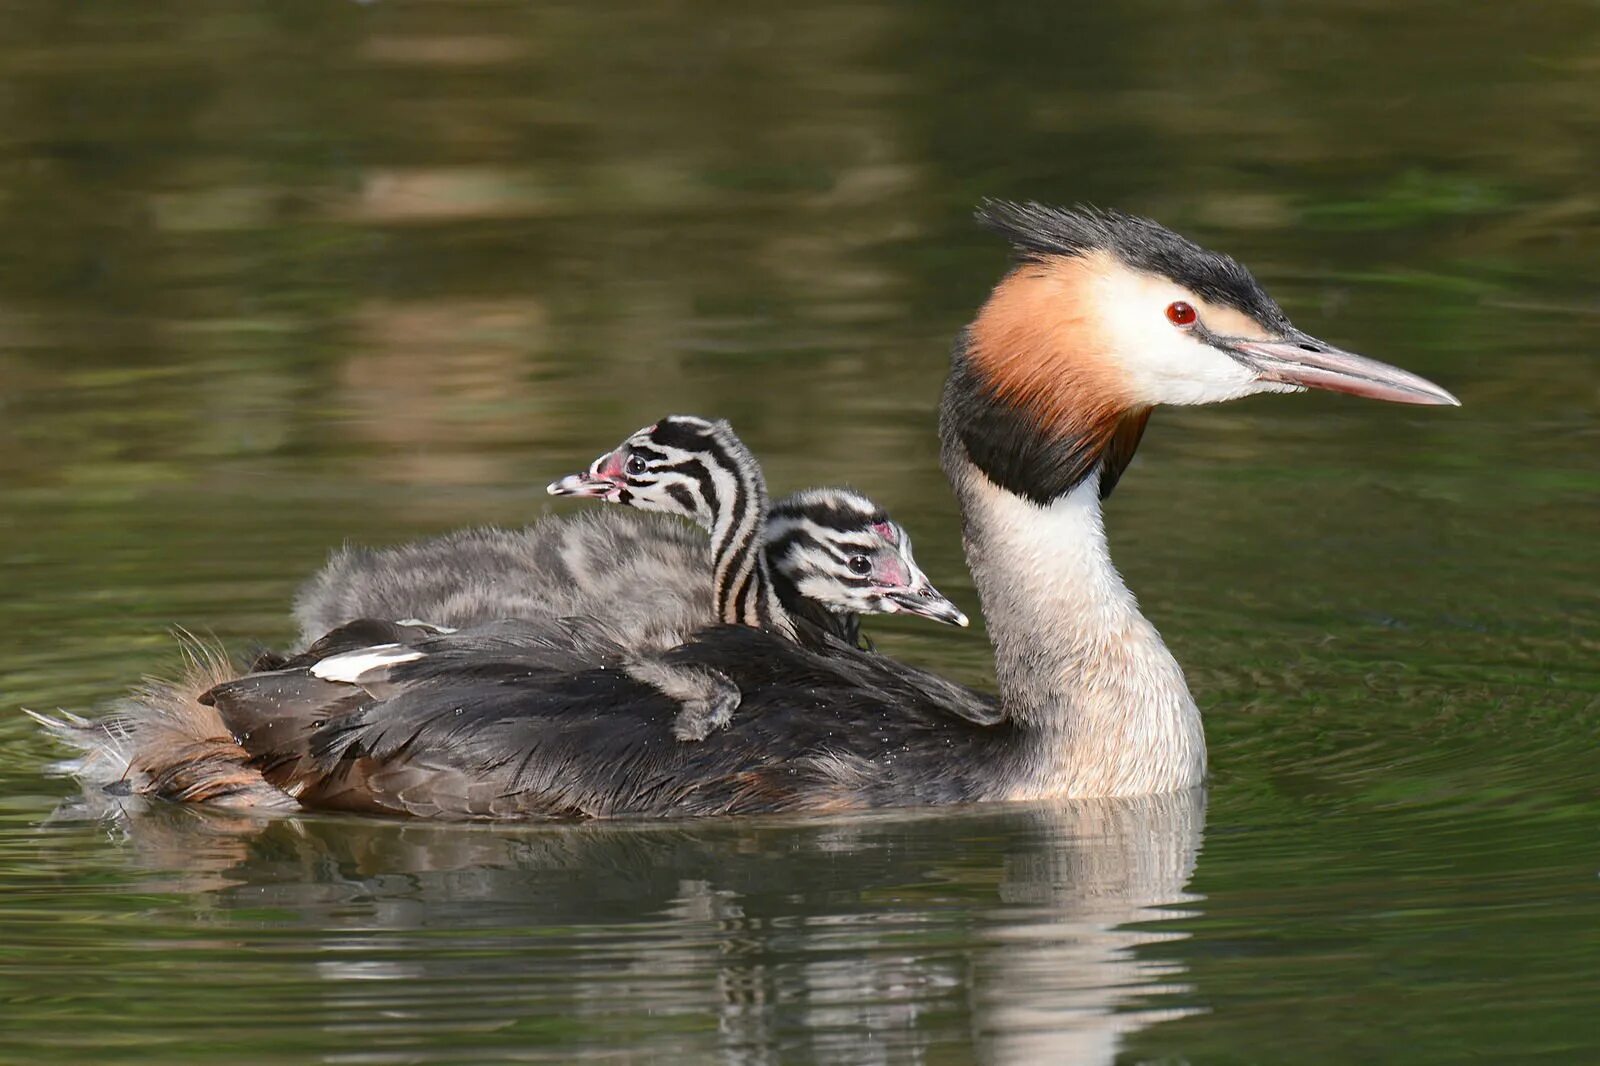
766, 487, 964, 648
539, 416, 965, 738
32, 202, 1457, 818
546, 416, 967, 642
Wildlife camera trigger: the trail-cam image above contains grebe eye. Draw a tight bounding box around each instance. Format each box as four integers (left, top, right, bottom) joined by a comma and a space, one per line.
625, 455, 648, 476
1165, 301, 1197, 327
847, 555, 872, 575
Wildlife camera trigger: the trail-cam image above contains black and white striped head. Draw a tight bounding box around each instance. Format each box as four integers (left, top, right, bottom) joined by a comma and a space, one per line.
766, 489, 968, 628
546, 416, 753, 528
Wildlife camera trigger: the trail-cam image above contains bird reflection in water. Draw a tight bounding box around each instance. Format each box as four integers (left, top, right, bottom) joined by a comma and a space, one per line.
56, 788, 1205, 1064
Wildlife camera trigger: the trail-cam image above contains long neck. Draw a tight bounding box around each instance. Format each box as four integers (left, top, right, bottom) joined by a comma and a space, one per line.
703, 444, 797, 641
941, 402, 1205, 799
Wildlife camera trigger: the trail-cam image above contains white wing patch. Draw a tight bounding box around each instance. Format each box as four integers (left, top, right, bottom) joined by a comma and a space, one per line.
394, 619, 458, 633
310, 644, 424, 684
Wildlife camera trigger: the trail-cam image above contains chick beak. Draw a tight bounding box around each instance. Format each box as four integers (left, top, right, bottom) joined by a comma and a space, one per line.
546, 452, 621, 498
1230, 330, 1460, 406
886, 584, 970, 628
546, 472, 611, 498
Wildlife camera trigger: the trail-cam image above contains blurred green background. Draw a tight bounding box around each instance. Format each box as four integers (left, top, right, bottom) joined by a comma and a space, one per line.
0, 1, 1596, 1062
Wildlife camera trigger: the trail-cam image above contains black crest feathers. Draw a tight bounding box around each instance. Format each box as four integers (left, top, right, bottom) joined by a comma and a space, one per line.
974, 199, 1289, 331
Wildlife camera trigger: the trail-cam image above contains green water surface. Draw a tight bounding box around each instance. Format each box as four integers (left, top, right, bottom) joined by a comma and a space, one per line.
1, 1, 1597, 1062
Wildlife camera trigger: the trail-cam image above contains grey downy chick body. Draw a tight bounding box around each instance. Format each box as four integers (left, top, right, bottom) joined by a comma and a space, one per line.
293, 510, 713, 658
295, 481, 962, 657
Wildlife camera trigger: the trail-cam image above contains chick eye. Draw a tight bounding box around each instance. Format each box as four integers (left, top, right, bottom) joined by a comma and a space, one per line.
847, 555, 872, 575
1165, 301, 1197, 327
625, 455, 648, 476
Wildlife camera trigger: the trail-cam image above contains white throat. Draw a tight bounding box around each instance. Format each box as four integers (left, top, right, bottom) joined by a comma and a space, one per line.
953, 459, 1206, 798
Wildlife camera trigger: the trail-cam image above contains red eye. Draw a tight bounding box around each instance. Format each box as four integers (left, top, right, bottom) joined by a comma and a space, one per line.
1165, 301, 1197, 327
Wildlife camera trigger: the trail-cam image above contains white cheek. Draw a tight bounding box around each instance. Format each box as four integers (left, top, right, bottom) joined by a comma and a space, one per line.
1090, 270, 1276, 407
795, 573, 842, 604
797, 573, 876, 613
1117, 331, 1264, 406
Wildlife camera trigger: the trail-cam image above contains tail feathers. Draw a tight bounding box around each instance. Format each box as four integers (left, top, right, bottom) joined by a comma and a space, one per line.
204, 671, 371, 795
24, 707, 136, 784
28, 636, 298, 811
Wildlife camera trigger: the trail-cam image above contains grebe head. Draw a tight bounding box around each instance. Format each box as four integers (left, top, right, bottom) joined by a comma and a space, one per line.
972, 200, 1459, 410
546, 415, 733, 527
766, 488, 969, 628
950, 201, 1460, 504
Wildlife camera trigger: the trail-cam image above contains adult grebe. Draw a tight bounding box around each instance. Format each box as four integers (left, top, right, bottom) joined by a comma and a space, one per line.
32, 202, 1457, 818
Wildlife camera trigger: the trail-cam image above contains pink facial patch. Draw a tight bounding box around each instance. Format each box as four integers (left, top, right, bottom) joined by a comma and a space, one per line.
593, 450, 626, 478
873, 556, 911, 588
871, 521, 898, 545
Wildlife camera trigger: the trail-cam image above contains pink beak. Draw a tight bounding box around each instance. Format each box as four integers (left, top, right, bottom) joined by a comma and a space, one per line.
547, 451, 623, 498
1231, 331, 1459, 406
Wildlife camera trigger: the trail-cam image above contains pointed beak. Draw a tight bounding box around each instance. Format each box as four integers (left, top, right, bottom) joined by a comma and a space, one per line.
547, 472, 609, 497
1230, 330, 1460, 407
885, 585, 970, 628
548, 449, 627, 499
